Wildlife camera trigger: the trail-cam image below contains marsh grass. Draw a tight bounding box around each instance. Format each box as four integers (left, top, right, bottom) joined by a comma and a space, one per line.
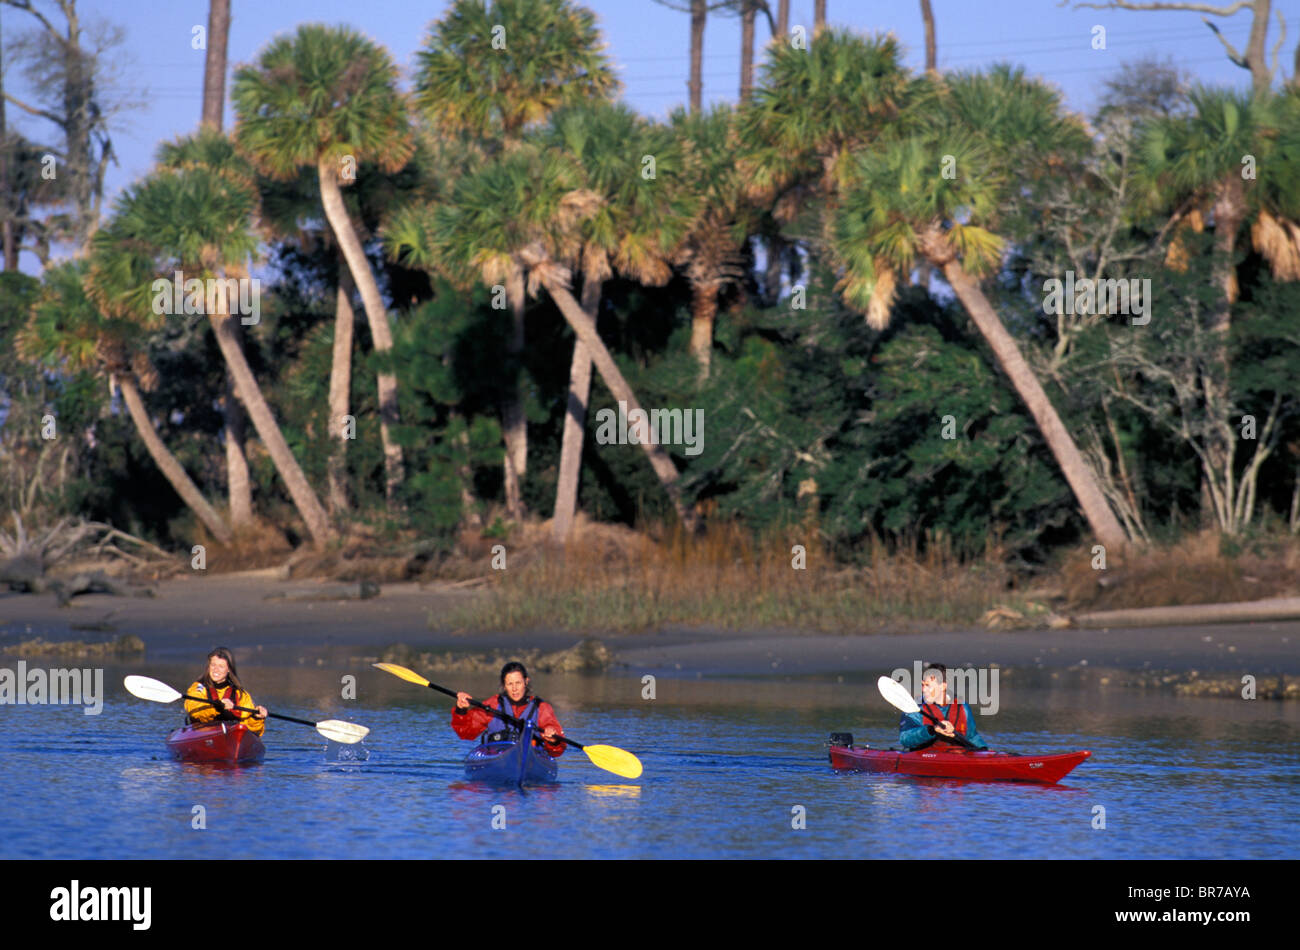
1059, 529, 1300, 611
438, 520, 1013, 633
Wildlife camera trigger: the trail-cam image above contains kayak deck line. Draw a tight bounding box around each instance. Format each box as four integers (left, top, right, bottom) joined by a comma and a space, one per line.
828, 736, 1090, 784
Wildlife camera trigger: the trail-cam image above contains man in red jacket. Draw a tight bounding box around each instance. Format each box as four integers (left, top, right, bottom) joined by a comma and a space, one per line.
452, 661, 565, 757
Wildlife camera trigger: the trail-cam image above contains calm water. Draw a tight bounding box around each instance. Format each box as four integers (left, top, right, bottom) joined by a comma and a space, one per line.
1, 662, 1297, 859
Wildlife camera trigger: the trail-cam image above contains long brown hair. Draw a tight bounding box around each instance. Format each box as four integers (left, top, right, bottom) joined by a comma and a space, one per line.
198, 646, 246, 695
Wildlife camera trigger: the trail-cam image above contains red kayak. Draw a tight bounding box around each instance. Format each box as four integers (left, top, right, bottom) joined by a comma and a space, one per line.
166, 721, 266, 765
829, 743, 1090, 784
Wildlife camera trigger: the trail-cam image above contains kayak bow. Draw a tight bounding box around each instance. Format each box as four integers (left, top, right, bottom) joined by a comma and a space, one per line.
463, 719, 559, 787
166, 721, 266, 765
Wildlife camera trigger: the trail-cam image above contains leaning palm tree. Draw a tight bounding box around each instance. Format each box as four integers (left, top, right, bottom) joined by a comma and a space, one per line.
17, 261, 234, 544
538, 103, 699, 543
155, 130, 262, 528
389, 142, 698, 533
829, 66, 1129, 552
87, 167, 336, 547
413, 0, 619, 518
738, 30, 913, 265
233, 24, 414, 511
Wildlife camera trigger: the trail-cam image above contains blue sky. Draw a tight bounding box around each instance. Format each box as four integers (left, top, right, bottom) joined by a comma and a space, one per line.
5, 0, 1299, 264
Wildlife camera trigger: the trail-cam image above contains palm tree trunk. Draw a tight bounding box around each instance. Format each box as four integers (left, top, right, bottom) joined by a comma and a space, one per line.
689, 0, 706, 113
222, 370, 253, 528
690, 279, 719, 381
814, 0, 827, 35
200, 0, 231, 130
551, 278, 601, 544
501, 263, 527, 519
1, 23, 16, 272
327, 249, 355, 515
935, 255, 1128, 553
537, 269, 697, 532
117, 374, 233, 545
317, 158, 404, 509
919, 0, 937, 74
1202, 173, 1246, 529
740, 1, 756, 103
776, 0, 790, 36
210, 313, 335, 546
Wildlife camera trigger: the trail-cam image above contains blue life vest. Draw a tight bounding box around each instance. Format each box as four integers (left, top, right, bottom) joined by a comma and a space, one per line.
482, 693, 540, 744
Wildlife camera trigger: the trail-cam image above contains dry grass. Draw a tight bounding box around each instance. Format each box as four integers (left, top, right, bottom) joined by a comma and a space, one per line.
1058, 530, 1300, 612
439, 518, 1013, 633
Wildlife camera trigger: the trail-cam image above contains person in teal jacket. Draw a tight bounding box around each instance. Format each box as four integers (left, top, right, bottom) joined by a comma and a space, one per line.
899, 663, 989, 750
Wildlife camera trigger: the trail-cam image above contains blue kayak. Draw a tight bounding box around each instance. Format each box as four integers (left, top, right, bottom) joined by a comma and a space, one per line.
463, 719, 559, 786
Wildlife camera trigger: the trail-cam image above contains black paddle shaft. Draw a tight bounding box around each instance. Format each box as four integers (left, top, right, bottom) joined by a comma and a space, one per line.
425, 681, 579, 750
183, 693, 317, 729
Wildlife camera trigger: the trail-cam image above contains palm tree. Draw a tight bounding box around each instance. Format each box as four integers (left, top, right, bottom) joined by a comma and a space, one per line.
87, 166, 336, 546
738, 30, 912, 254
257, 143, 439, 518
539, 103, 699, 542
17, 261, 234, 544
389, 142, 699, 534
233, 24, 414, 511
1136, 85, 1300, 530
192, 0, 252, 528
156, 130, 259, 528
413, 0, 619, 519
829, 67, 1129, 551
669, 104, 755, 381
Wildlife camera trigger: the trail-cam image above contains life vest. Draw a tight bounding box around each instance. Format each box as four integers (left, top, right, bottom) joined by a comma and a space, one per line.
482, 693, 541, 745
201, 682, 244, 722
920, 701, 968, 744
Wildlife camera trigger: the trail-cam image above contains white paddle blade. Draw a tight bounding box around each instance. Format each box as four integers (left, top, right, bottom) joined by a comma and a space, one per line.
316, 720, 369, 744
124, 675, 182, 704
877, 675, 921, 714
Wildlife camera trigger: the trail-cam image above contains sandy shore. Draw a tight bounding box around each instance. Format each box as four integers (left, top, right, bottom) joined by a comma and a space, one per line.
0, 574, 1296, 685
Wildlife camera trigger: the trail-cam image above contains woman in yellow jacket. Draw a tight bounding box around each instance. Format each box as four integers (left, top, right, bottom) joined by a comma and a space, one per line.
184, 647, 268, 736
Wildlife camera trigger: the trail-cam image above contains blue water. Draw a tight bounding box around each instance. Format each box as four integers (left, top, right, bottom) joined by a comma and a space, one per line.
1, 664, 1297, 858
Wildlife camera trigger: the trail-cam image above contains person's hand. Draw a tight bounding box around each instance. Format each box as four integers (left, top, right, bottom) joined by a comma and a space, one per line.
543, 726, 558, 743
456, 692, 472, 710
221, 697, 235, 711
255, 705, 268, 719
935, 721, 955, 737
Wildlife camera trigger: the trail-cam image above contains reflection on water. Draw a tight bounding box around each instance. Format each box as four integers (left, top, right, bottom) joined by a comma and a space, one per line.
584, 784, 643, 799
0, 664, 1296, 859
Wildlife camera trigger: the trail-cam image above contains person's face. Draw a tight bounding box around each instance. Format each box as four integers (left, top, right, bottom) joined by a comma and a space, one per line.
921, 673, 946, 704
208, 656, 230, 684
503, 671, 528, 702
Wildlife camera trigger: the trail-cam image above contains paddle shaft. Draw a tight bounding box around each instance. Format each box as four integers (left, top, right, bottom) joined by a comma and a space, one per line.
915, 703, 977, 750
426, 681, 578, 750
183, 692, 317, 729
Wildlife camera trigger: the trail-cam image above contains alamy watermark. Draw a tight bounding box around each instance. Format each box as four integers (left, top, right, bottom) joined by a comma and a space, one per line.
594, 400, 704, 456
50, 880, 150, 930
151, 271, 261, 325
0, 661, 103, 715
889, 660, 1000, 715
1042, 270, 1151, 326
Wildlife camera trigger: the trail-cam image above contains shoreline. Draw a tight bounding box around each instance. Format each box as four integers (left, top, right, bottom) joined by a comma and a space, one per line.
0, 575, 1295, 695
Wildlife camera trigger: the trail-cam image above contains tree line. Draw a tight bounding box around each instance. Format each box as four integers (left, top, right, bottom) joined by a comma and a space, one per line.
2, 0, 1299, 567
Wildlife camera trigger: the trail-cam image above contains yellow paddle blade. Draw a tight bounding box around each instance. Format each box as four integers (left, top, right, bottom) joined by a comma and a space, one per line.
583, 744, 643, 779
372, 662, 431, 688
